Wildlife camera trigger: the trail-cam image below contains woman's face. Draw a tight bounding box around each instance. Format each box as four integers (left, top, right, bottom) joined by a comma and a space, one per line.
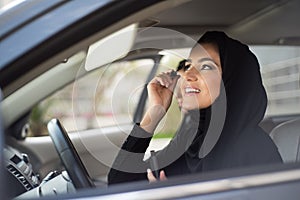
177, 43, 222, 110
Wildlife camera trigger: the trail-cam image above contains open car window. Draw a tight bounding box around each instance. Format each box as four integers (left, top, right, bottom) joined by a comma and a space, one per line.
251, 46, 300, 117
28, 59, 154, 136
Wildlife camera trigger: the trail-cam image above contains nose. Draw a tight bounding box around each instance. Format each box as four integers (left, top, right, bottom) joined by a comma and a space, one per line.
182, 66, 198, 82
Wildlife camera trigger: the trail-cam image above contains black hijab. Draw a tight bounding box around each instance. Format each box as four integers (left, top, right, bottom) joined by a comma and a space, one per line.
157, 31, 281, 174
187, 31, 270, 170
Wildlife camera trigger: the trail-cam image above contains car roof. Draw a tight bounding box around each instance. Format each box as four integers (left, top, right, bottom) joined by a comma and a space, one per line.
0, 0, 113, 71
141, 0, 300, 46
0, 1, 65, 38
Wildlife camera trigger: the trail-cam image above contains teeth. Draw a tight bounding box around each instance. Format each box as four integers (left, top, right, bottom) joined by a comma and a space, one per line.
185, 87, 200, 93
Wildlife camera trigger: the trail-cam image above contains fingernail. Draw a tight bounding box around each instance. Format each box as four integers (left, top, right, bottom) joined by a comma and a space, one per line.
147, 168, 151, 173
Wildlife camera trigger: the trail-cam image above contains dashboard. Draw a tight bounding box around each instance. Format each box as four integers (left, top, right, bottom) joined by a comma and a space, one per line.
4, 145, 75, 199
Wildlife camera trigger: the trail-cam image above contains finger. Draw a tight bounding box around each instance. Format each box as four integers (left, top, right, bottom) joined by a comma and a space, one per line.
160, 170, 167, 181
158, 73, 173, 88
147, 168, 157, 183
149, 71, 180, 90
150, 75, 169, 87
159, 71, 177, 86
159, 71, 180, 89
162, 71, 173, 83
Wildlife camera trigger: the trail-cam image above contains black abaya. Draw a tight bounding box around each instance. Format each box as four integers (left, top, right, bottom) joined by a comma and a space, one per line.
108, 31, 282, 185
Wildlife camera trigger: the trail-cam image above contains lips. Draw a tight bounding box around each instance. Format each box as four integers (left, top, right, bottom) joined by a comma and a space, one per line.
184, 86, 201, 94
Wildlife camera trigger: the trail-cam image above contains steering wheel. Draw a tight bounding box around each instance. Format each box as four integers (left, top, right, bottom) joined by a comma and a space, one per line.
47, 118, 94, 189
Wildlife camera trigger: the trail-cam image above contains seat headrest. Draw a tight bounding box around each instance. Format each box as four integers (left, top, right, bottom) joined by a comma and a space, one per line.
270, 118, 300, 163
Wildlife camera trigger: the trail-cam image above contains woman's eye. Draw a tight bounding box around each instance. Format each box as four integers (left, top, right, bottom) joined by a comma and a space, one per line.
183, 64, 191, 71
200, 64, 213, 70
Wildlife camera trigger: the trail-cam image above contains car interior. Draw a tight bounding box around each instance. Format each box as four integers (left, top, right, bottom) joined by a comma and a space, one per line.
1, 0, 300, 199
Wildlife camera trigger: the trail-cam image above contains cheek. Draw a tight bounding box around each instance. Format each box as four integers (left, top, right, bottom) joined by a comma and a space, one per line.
202, 74, 222, 101
178, 78, 185, 96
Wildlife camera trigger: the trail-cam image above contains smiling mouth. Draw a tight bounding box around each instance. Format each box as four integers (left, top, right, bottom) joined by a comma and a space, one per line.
184, 87, 201, 94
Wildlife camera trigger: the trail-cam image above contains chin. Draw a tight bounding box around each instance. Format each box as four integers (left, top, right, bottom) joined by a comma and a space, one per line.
182, 101, 212, 111
182, 104, 199, 111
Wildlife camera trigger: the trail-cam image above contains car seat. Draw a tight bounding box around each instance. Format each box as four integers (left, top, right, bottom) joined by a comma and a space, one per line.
270, 118, 300, 163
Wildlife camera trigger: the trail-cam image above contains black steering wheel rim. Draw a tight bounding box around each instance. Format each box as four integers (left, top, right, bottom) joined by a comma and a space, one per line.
47, 118, 94, 189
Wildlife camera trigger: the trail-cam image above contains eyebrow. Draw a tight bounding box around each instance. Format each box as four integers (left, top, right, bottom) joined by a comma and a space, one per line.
186, 57, 219, 66
186, 57, 218, 66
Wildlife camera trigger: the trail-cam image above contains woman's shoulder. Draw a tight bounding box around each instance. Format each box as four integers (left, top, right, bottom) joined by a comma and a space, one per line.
239, 126, 274, 146
235, 127, 283, 163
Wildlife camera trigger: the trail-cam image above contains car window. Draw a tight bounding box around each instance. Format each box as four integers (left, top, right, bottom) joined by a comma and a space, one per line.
28, 59, 154, 136
250, 46, 300, 117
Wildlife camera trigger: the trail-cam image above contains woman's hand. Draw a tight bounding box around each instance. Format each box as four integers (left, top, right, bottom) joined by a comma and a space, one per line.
147, 169, 167, 183
148, 71, 180, 110
140, 71, 180, 133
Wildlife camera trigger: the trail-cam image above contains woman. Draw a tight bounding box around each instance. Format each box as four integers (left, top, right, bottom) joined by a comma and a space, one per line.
108, 31, 282, 184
